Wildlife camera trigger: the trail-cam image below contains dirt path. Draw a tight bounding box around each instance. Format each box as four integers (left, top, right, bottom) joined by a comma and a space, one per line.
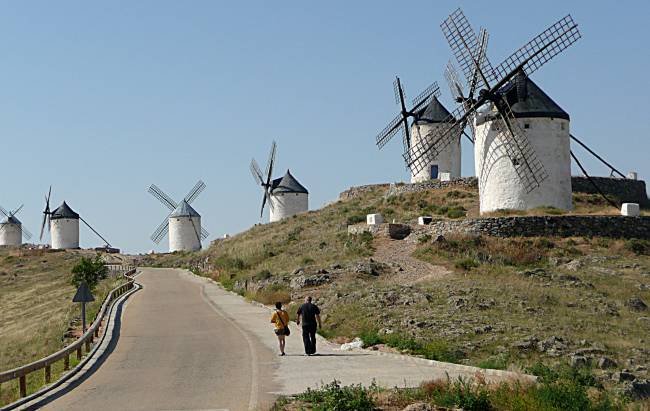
372, 237, 451, 284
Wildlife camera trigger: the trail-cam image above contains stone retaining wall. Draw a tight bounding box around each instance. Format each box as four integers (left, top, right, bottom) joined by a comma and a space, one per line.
340, 176, 648, 205
349, 216, 650, 240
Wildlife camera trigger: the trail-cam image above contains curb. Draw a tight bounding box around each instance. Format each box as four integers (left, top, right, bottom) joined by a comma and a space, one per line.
2, 273, 142, 411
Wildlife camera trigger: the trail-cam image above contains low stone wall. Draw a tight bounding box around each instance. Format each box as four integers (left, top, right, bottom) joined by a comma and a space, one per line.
412, 215, 650, 240
571, 176, 648, 205
340, 176, 648, 205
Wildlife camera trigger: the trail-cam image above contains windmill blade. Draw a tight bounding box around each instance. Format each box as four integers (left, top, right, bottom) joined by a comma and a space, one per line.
80, 216, 112, 247
393, 77, 403, 105
404, 105, 466, 174
441, 8, 495, 90
148, 184, 178, 211
20, 225, 33, 241
264, 141, 277, 185
0, 205, 8, 218
250, 158, 264, 186
468, 28, 490, 98
445, 61, 465, 102
492, 98, 549, 193
376, 114, 404, 149
260, 190, 271, 219
39, 188, 52, 241
200, 227, 210, 241
151, 218, 170, 244
11, 204, 24, 216
184, 180, 206, 204
411, 82, 441, 111
491, 14, 580, 82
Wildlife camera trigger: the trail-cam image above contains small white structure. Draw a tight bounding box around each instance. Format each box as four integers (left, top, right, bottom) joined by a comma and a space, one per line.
50, 201, 80, 249
0, 216, 23, 246
168, 200, 202, 252
621, 203, 640, 217
269, 170, 309, 223
418, 216, 433, 225
410, 97, 461, 183
366, 213, 384, 225
474, 74, 572, 214
627, 171, 638, 180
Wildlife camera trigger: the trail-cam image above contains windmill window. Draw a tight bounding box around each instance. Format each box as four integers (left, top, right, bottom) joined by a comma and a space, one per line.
560, 123, 566, 130
524, 123, 530, 129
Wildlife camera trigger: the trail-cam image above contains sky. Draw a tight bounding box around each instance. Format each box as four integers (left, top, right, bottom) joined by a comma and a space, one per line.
1, 1, 648, 254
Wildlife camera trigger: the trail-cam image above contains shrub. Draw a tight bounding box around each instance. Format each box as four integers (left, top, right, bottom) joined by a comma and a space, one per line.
287, 227, 303, 243
252, 284, 291, 305
70, 254, 108, 291
214, 255, 248, 271
296, 380, 376, 411
254, 269, 272, 281
301, 257, 315, 265
455, 258, 479, 270
418, 234, 432, 244
624, 238, 650, 255
446, 207, 467, 219
346, 214, 365, 225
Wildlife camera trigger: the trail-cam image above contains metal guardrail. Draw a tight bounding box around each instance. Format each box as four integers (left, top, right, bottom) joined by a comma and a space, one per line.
0, 267, 138, 398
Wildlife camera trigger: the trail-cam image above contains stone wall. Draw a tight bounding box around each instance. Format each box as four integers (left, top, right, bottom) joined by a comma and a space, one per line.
571, 177, 648, 205
340, 176, 648, 205
411, 216, 650, 240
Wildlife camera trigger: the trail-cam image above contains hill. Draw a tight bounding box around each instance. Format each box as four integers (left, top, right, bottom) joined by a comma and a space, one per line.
147, 184, 650, 404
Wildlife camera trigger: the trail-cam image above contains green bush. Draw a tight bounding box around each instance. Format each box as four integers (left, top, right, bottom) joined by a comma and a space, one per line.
254, 269, 272, 281
296, 380, 376, 411
446, 207, 467, 219
418, 234, 432, 244
70, 254, 108, 291
301, 257, 315, 265
455, 258, 479, 270
214, 255, 248, 271
346, 214, 365, 225
625, 238, 650, 255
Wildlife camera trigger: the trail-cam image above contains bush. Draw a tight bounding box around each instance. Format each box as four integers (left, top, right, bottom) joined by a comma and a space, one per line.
346, 214, 365, 225
254, 269, 272, 281
214, 255, 248, 271
296, 380, 376, 411
70, 254, 108, 291
418, 234, 432, 244
455, 258, 479, 270
252, 284, 291, 305
624, 238, 650, 255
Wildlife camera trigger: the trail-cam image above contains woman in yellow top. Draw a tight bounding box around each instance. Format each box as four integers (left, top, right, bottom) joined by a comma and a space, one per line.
270, 302, 290, 356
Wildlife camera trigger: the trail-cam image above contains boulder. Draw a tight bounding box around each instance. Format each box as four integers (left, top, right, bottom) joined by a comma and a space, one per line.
612, 370, 636, 382
623, 379, 650, 400
626, 297, 648, 311
597, 357, 618, 369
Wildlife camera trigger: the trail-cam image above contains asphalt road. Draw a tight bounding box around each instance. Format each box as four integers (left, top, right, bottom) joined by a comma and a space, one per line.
43, 268, 277, 411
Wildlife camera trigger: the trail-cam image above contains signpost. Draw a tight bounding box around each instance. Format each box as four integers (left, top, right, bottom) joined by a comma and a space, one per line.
72, 281, 95, 332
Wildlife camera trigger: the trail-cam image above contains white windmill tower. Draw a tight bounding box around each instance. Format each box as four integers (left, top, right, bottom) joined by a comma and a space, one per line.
39, 186, 113, 250
375, 78, 463, 183
408, 9, 581, 214
148, 180, 209, 252
250, 141, 309, 223
0, 204, 33, 246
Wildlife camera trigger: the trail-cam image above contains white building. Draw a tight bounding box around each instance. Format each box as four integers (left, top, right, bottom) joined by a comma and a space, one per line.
0, 215, 23, 246
168, 200, 202, 252
474, 73, 572, 214
50, 201, 80, 249
410, 97, 461, 183
269, 170, 309, 222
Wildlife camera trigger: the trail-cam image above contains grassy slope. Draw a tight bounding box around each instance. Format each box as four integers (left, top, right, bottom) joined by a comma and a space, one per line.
0, 248, 122, 370
149, 186, 650, 407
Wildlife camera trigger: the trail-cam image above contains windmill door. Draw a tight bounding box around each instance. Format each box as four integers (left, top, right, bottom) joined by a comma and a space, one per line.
430, 165, 439, 179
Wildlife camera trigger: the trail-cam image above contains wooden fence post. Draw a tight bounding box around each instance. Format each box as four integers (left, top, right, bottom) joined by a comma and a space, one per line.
19, 375, 26, 397
76, 347, 82, 360
45, 365, 51, 383
64, 354, 70, 370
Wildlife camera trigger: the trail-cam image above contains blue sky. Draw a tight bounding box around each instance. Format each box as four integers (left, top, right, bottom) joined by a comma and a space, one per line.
1, 1, 648, 254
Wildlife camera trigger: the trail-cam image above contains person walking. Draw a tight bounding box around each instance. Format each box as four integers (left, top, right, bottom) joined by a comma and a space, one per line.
270, 302, 290, 356
296, 296, 321, 356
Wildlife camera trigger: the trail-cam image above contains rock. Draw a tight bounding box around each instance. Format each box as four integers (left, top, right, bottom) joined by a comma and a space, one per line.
612, 370, 636, 382
447, 296, 468, 309
317, 268, 329, 274
513, 337, 538, 350
434, 235, 446, 243
570, 355, 589, 367
292, 267, 304, 275
626, 297, 648, 311
388, 224, 411, 240
402, 403, 435, 411
638, 284, 649, 291
623, 379, 650, 400
537, 336, 567, 354
290, 274, 330, 289
340, 337, 364, 351
329, 263, 342, 270
354, 260, 382, 276
561, 259, 583, 271
597, 357, 618, 369
474, 325, 493, 334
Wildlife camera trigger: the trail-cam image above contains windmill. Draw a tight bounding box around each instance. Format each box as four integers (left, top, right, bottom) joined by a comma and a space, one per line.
148, 180, 209, 252
406, 8, 581, 213
250, 141, 309, 223
375, 78, 464, 182
0, 204, 33, 246
39, 186, 113, 249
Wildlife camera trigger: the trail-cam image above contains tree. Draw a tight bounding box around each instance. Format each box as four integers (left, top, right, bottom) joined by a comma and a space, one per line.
70, 254, 108, 291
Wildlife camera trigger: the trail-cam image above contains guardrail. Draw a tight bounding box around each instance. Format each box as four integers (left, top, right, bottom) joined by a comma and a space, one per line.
0, 268, 138, 398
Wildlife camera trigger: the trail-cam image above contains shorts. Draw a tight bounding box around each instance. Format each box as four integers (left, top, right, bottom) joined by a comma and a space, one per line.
275, 328, 288, 336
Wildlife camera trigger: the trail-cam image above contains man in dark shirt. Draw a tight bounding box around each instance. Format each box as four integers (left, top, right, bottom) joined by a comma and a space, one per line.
296, 296, 321, 355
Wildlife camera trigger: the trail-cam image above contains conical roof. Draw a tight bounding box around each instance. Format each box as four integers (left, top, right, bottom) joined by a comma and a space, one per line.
51, 201, 79, 220
501, 73, 569, 120
271, 170, 308, 194
170, 200, 200, 218
0, 215, 21, 225
414, 97, 453, 123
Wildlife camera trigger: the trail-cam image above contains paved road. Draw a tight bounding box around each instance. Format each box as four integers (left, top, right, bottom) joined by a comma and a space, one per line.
42, 268, 532, 411
43, 268, 277, 411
